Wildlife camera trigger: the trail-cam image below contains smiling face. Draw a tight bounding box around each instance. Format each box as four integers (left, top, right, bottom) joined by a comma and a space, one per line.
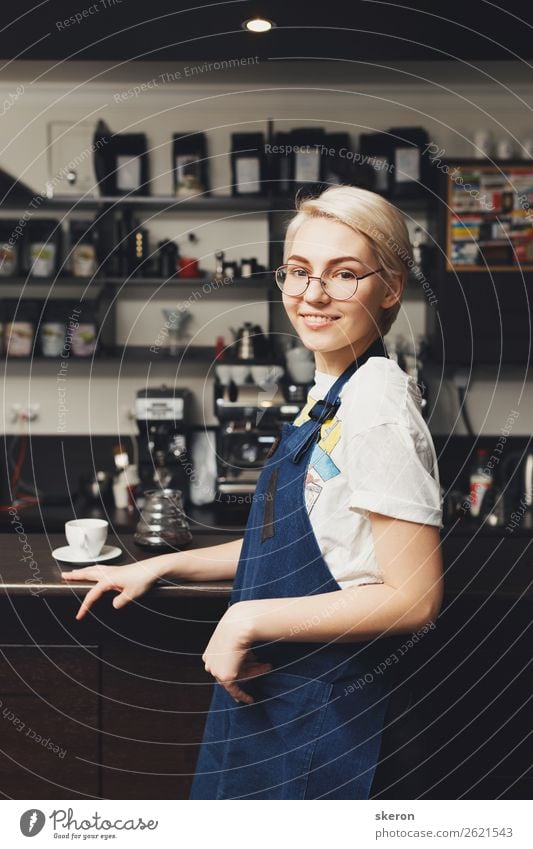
282, 216, 402, 375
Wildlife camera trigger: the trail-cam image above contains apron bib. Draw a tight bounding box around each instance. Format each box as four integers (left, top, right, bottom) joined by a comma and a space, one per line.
191, 337, 408, 800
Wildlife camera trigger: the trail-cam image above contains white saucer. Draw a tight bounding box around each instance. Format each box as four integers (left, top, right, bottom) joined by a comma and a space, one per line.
52, 544, 122, 565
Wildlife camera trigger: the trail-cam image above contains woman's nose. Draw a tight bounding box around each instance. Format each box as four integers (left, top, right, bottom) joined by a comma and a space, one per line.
303, 276, 331, 303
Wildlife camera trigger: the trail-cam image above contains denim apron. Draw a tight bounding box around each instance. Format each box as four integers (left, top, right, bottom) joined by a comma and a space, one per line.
190, 337, 407, 800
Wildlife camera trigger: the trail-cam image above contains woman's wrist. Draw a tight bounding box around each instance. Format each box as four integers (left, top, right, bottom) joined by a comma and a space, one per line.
145, 551, 187, 581
225, 599, 264, 644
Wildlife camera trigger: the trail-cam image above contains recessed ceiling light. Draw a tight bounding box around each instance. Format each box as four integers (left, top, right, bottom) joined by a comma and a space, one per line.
242, 17, 276, 33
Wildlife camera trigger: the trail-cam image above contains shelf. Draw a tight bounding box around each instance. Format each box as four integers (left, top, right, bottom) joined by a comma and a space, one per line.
0, 276, 103, 287
0, 275, 272, 288
1, 347, 286, 365
13, 195, 274, 212
1, 193, 438, 215
103, 275, 272, 287
1, 346, 216, 364
119, 345, 215, 362
446, 265, 533, 272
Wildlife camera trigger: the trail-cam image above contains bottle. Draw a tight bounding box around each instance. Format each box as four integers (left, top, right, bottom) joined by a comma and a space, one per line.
113, 470, 130, 510
214, 336, 225, 360
240, 259, 253, 278
478, 483, 505, 526
469, 448, 493, 519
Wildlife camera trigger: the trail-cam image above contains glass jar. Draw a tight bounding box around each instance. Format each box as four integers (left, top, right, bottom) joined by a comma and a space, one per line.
70, 220, 97, 278
40, 303, 66, 357
70, 304, 98, 357
0, 221, 19, 276
28, 220, 60, 278
5, 299, 37, 357
134, 489, 192, 549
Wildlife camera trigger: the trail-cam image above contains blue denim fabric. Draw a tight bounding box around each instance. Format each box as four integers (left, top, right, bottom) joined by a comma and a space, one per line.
190, 337, 406, 799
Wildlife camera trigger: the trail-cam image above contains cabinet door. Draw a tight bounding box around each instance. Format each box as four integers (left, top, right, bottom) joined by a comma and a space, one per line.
0, 646, 100, 798
101, 644, 214, 800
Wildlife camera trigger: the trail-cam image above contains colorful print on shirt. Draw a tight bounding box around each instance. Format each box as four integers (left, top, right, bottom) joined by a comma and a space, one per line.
293, 395, 342, 513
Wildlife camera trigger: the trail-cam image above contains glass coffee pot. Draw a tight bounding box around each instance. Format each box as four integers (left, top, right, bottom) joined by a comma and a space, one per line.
134, 488, 192, 549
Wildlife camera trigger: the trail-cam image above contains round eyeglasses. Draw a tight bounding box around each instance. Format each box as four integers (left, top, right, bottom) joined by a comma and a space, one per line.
274, 263, 383, 301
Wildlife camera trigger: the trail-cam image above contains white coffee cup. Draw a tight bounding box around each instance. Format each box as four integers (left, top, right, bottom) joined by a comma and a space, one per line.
65, 519, 108, 558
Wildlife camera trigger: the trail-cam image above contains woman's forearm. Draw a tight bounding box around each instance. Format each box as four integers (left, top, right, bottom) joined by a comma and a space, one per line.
153, 537, 243, 582
230, 583, 438, 645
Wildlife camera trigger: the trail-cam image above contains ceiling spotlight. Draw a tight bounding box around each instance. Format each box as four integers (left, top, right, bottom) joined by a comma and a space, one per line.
242, 17, 275, 33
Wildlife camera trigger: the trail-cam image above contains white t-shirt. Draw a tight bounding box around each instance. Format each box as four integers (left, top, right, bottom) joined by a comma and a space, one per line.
292, 355, 443, 590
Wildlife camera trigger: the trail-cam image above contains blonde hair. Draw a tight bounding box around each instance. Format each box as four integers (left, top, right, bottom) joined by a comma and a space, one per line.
283, 185, 413, 336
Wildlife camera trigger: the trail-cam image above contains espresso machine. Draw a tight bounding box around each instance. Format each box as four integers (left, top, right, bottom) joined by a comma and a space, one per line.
135, 385, 193, 501
214, 363, 301, 502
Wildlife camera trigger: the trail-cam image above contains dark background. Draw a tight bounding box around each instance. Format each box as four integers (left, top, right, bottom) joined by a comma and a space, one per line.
3, 0, 533, 63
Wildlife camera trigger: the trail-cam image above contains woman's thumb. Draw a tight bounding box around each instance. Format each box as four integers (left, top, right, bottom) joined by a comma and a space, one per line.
112, 591, 131, 609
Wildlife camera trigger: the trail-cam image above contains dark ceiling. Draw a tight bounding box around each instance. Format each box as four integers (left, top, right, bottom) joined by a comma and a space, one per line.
3, 0, 533, 63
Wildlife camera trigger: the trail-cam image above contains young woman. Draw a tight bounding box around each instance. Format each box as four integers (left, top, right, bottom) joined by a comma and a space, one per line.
63, 185, 444, 800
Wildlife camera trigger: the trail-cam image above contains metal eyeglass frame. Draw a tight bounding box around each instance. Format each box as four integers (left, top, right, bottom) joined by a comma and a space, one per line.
274, 263, 384, 301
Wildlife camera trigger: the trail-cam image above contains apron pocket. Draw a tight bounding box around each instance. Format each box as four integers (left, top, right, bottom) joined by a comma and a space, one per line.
216, 671, 333, 800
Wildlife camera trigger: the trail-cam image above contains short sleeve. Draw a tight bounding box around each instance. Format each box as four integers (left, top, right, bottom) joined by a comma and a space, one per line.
346, 424, 443, 527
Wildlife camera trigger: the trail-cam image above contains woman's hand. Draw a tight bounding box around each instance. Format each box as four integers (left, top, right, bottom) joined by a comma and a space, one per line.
61, 560, 162, 620
202, 602, 272, 704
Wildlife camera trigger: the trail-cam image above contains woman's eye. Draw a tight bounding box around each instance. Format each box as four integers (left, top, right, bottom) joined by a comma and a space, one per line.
333, 269, 357, 280
289, 266, 308, 277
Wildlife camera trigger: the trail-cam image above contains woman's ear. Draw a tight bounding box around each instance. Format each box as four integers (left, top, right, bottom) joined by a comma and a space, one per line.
380, 272, 405, 309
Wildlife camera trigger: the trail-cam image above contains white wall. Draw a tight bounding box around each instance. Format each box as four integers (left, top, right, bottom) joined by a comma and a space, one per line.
1, 60, 531, 435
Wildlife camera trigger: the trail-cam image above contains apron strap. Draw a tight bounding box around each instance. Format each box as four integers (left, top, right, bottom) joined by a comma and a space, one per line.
289, 336, 389, 464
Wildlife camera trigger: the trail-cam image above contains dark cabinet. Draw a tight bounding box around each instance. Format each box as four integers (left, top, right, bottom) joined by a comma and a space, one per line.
0, 594, 225, 800
0, 646, 100, 797
101, 646, 212, 799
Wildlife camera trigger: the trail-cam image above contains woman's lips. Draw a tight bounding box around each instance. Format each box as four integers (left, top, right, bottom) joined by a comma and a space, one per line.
298, 313, 341, 330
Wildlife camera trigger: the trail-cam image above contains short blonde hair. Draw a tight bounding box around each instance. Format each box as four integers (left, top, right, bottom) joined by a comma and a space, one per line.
283, 185, 413, 336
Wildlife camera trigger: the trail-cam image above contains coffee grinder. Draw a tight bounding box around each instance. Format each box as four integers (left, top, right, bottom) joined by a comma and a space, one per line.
135, 385, 192, 501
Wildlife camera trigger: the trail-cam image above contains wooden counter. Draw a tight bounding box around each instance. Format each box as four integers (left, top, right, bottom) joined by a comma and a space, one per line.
0, 532, 235, 597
